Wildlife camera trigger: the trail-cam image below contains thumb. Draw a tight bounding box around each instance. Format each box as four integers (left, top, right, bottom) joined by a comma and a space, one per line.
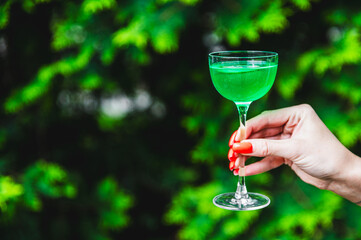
234, 139, 295, 160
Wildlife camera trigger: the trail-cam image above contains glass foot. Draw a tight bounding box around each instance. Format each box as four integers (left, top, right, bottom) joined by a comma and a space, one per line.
213, 192, 270, 211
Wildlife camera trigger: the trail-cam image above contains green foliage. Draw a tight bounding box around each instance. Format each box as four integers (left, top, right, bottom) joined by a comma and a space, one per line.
260, 180, 343, 239
297, 29, 361, 76
112, 1, 188, 54
290, 0, 312, 10
0, 176, 23, 212
0, 160, 76, 219
213, 0, 313, 46
96, 177, 133, 231
1, 0, 361, 239
165, 177, 260, 239
82, 0, 116, 15
5, 45, 94, 113
158, 0, 200, 5
2, 0, 196, 113
0, 1, 12, 29
22, 160, 77, 211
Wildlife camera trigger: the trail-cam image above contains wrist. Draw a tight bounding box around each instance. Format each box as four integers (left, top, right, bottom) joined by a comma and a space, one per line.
328, 152, 361, 205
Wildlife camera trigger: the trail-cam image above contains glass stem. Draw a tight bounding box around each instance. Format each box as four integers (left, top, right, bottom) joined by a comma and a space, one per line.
234, 102, 251, 199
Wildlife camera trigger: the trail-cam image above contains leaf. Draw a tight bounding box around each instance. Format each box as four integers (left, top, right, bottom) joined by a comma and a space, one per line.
82, 0, 116, 15
22, 160, 77, 210
0, 1, 13, 29
257, 0, 289, 33
290, 0, 311, 10
112, 18, 148, 49
0, 176, 23, 212
97, 177, 133, 231
4, 45, 94, 113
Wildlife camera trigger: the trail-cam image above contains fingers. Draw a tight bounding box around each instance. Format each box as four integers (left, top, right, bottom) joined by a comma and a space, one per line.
246, 105, 302, 138
234, 155, 247, 168
229, 126, 248, 145
229, 130, 238, 147
248, 126, 284, 139
245, 156, 285, 176
236, 127, 246, 142
228, 148, 238, 161
228, 138, 292, 176
233, 138, 297, 161
233, 142, 253, 153
227, 105, 306, 176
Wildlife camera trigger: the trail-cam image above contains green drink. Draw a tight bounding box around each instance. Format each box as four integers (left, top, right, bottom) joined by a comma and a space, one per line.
209, 51, 278, 211
209, 61, 277, 102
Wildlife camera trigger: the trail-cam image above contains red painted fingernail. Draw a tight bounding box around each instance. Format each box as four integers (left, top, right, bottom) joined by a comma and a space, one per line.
229, 161, 235, 171
229, 130, 238, 147
232, 142, 253, 154
227, 148, 237, 161
233, 169, 239, 176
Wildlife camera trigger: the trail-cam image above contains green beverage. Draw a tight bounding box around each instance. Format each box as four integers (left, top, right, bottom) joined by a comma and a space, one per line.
209, 51, 277, 211
209, 61, 277, 102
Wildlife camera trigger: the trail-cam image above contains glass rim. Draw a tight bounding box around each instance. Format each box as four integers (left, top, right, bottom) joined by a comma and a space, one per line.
208, 50, 278, 59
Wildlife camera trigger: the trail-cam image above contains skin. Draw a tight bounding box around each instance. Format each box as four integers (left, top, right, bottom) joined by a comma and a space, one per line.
230, 104, 361, 206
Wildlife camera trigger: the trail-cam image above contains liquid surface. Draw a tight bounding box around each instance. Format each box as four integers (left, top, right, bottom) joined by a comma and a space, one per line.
209, 61, 277, 102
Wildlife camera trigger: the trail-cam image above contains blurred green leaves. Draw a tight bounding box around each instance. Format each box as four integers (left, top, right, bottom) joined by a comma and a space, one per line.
213, 0, 302, 46
0, 161, 134, 239
0, 1, 12, 29
297, 29, 361, 76
3, 0, 196, 113
260, 180, 343, 239
1, 0, 361, 239
112, 0, 188, 54
0, 160, 75, 217
165, 178, 260, 239
0, 176, 23, 212
82, 0, 116, 15
5, 45, 94, 113
22, 160, 77, 211
97, 177, 133, 231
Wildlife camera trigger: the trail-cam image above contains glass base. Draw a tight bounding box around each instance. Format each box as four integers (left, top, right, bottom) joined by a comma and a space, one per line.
213, 192, 270, 211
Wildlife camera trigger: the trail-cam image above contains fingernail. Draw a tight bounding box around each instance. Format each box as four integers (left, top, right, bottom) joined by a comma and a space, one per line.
232, 142, 253, 154
233, 169, 239, 176
229, 130, 238, 147
229, 161, 235, 171
228, 148, 237, 161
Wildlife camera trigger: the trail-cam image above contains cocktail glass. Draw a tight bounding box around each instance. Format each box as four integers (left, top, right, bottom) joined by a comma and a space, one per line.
209, 50, 278, 211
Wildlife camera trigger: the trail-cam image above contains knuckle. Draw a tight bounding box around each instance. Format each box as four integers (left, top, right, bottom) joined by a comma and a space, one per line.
316, 181, 331, 190
270, 159, 279, 169
260, 140, 270, 156
298, 104, 314, 114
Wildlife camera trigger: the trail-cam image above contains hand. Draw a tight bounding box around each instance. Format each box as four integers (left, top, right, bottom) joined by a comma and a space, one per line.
228, 104, 361, 204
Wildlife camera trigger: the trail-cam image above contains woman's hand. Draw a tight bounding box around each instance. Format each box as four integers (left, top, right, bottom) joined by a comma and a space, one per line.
228, 104, 361, 205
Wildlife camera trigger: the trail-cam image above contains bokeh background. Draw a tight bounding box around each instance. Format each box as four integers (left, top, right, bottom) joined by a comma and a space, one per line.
1, 0, 361, 239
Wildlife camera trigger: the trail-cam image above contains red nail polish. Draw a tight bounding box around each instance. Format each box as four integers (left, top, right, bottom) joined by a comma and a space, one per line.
232, 142, 253, 154
233, 169, 239, 176
229, 130, 238, 147
228, 148, 237, 161
229, 161, 235, 171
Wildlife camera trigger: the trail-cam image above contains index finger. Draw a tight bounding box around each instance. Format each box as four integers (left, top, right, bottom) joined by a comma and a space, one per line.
245, 105, 302, 138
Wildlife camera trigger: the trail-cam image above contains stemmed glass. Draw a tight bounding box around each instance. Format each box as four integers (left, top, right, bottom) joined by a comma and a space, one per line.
209, 50, 278, 211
